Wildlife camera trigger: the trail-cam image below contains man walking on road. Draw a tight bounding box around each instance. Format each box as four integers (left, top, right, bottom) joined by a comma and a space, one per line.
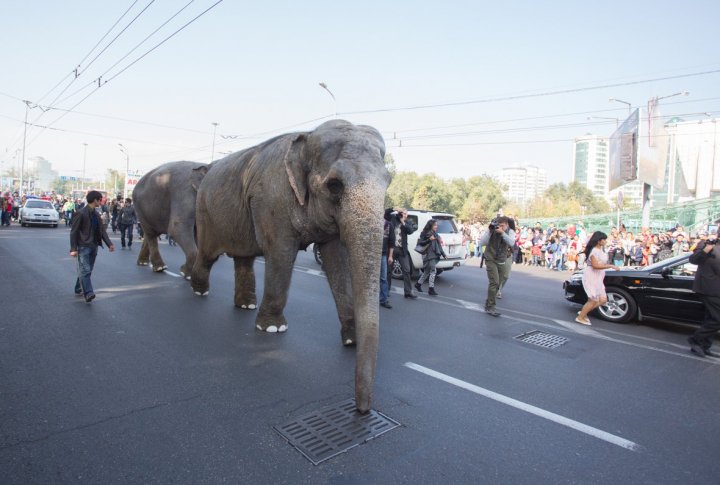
688, 230, 720, 358
70, 191, 115, 303
478, 216, 515, 317
118, 198, 137, 249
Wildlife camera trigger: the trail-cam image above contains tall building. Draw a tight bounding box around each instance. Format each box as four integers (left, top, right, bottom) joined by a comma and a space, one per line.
572, 134, 644, 207
497, 165, 548, 205
572, 135, 609, 198
25, 156, 58, 193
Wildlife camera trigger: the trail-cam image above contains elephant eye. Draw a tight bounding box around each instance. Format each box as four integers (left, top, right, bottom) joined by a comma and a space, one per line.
327, 178, 344, 195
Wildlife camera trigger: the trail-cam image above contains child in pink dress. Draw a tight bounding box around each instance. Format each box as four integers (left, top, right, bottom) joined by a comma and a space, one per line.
577, 231, 620, 325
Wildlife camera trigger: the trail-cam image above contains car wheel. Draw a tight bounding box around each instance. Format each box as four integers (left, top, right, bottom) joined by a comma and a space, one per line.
313, 244, 323, 266
596, 287, 637, 323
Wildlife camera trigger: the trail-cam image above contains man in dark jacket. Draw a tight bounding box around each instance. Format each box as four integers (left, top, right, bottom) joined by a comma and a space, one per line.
688, 232, 720, 357
387, 208, 417, 299
118, 198, 137, 249
70, 190, 115, 302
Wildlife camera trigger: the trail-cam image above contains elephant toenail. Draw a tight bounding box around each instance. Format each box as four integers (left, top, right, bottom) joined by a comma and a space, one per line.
266, 326, 278, 333
278, 325, 287, 332
248, 304, 256, 309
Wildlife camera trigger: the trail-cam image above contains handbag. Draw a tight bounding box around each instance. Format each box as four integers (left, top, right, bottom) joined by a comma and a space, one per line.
414, 241, 430, 255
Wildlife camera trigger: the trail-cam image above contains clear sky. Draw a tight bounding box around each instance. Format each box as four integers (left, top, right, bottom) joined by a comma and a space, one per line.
1, 0, 719, 184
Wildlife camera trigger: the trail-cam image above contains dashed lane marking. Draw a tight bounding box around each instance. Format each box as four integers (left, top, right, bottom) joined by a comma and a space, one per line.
404, 362, 642, 452
213, 261, 720, 364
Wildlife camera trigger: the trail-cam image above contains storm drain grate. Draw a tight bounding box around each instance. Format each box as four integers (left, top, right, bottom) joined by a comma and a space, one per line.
274, 399, 400, 465
515, 330, 568, 349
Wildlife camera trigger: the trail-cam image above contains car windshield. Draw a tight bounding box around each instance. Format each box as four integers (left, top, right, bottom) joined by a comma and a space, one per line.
644, 254, 689, 271
25, 200, 54, 209
433, 216, 457, 234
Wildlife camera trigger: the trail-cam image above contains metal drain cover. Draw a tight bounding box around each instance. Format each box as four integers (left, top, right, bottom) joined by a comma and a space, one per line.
274, 399, 400, 465
515, 330, 568, 349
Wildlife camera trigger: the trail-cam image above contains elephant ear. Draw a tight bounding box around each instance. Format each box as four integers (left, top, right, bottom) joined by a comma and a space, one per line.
191, 165, 209, 191
283, 133, 308, 206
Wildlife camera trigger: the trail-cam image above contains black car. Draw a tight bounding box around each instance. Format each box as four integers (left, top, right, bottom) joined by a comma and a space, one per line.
563, 254, 704, 325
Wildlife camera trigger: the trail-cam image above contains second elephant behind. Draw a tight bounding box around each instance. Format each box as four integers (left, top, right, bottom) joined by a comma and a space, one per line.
133, 160, 209, 277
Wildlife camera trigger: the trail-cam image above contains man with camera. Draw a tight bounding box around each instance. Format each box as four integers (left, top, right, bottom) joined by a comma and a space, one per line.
688, 230, 720, 357
387, 208, 418, 299
477, 216, 515, 316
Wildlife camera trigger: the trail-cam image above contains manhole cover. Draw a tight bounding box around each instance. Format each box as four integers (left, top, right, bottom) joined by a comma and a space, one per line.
274, 399, 400, 465
515, 330, 568, 349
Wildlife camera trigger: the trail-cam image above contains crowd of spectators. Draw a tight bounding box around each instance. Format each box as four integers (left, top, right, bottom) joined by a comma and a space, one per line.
459, 219, 708, 271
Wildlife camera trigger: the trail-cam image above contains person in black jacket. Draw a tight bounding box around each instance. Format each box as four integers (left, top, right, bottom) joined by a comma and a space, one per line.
70, 191, 115, 302
118, 198, 137, 249
688, 233, 720, 357
414, 219, 447, 296
387, 208, 418, 299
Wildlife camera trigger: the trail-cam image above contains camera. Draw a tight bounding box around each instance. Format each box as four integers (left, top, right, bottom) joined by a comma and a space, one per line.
489, 218, 499, 231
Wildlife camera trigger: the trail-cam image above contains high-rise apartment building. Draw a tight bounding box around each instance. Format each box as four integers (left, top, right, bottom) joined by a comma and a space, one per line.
572, 135, 609, 198
497, 165, 548, 205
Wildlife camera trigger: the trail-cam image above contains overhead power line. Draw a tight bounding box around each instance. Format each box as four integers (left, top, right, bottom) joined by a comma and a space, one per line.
23, 0, 225, 150
339, 68, 720, 116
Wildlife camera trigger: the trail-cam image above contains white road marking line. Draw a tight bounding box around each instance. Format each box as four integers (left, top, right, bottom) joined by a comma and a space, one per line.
250, 261, 715, 362
404, 362, 642, 452
552, 318, 603, 337
164, 270, 181, 278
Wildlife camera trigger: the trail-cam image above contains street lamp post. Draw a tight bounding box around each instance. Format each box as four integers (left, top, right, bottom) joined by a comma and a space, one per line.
82, 143, 88, 192
210, 122, 219, 162
319, 82, 337, 119
20, 100, 32, 195
609, 97, 633, 115
118, 143, 129, 198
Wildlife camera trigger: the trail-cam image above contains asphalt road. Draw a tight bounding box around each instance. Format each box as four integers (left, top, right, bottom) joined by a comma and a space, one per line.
2, 225, 719, 484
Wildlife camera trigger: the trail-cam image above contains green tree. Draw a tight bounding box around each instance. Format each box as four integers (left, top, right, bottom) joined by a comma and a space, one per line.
105, 169, 124, 196
459, 177, 507, 222
385, 171, 420, 209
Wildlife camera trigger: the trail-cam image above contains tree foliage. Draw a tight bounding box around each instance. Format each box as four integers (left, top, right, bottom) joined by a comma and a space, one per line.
385, 171, 506, 222
384, 171, 609, 221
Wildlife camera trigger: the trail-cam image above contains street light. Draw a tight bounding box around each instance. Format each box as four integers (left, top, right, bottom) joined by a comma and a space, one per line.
118, 143, 129, 198
82, 143, 88, 191
319, 82, 337, 119
609, 97, 633, 115
210, 122, 219, 162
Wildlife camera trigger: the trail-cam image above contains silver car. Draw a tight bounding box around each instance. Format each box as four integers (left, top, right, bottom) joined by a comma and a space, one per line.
20, 199, 60, 227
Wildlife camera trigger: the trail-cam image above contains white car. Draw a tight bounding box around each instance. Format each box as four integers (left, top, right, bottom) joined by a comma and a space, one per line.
391, 210, 466, 279
19, 199, 60, 227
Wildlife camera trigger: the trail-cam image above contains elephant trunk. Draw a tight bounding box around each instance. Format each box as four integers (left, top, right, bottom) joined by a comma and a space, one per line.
340, 182, 385, 414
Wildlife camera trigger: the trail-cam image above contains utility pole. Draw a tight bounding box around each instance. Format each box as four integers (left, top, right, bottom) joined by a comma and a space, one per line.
82, 143, 88, 192
210, 122, 219, 162
20, 100, 31, 195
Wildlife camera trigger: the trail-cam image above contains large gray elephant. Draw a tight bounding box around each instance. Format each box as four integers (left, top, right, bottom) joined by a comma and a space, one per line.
191, 120, 389, 413
133, 161, 209, 277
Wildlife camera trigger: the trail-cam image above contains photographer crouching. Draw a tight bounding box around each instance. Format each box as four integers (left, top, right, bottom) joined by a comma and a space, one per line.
478, 216, 515, 317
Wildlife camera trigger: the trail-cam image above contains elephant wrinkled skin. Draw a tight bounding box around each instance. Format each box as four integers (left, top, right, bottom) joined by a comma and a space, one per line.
133, 161, 209, 277
191, 120, 390, 413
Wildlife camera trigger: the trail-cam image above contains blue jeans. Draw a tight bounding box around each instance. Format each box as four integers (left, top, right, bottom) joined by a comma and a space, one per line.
75, 245, 98, 295
379, 255, 389, 304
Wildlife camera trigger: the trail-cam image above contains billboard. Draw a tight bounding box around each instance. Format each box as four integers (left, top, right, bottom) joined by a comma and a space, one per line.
124, 170, 143, 198
639, 98, 669, 189
609, 109, 639, 191
609, 106, 669, 191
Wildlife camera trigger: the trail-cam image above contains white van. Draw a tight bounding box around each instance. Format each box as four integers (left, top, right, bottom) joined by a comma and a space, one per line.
390, 209, 466, 279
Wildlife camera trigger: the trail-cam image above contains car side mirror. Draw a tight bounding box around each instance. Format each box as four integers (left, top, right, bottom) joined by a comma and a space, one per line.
661, 267, 671, 279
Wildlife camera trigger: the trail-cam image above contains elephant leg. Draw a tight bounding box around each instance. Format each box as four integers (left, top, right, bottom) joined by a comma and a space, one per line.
319, 239, 356, 346
255, 248, 297, 333
137, 239, 151, 266
171, 225, 197, 280
190, 249, 219, 296
233, 256, 257, 309
145, 231, 166, 272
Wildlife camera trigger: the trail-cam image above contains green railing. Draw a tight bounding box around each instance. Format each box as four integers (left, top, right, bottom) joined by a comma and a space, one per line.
520, 196, 720, 235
